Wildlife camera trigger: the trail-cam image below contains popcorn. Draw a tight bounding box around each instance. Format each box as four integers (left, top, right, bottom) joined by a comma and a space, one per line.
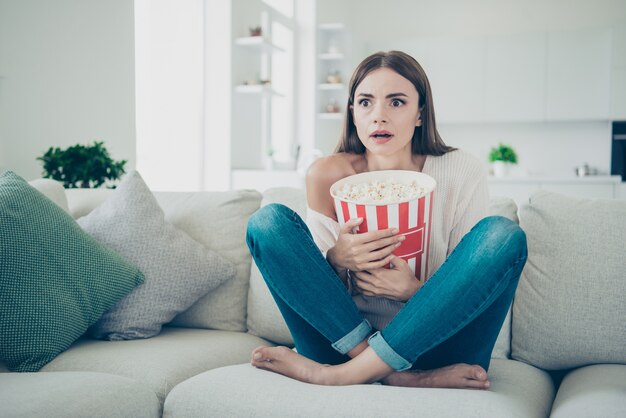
330, 170, 437, 281
333, 179, 427, 204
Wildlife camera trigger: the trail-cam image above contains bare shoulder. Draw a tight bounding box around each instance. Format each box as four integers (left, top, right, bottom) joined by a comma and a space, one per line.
306, 153, 360, 219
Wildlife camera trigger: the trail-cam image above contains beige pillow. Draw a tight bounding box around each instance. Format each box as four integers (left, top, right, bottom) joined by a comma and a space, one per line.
512, 190, 626, 369
156, 190, 262, 332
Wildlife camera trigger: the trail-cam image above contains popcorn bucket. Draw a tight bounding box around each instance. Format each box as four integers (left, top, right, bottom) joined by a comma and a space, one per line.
330, 171, 436, 281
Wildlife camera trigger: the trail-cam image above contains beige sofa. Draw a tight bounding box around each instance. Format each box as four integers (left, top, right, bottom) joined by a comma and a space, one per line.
1, 180, 624, 418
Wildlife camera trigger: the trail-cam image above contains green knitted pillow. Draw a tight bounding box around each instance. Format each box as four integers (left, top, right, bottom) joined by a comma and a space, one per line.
0, 171, 144, 372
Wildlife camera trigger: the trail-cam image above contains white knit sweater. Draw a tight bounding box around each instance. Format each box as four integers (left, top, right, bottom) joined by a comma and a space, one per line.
306, 149, 489, 330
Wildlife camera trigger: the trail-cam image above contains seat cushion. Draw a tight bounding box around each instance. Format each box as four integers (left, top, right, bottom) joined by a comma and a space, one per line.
0, 371, 159, 418
513, 191, 626, 369
41, 327, 272, 406
163, 359, 555, 418
549, 364, 626, 418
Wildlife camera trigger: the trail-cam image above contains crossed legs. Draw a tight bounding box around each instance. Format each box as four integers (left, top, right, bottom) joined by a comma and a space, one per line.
246, 204, 527, 388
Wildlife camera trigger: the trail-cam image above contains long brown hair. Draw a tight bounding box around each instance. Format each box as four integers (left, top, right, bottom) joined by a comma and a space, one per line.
335, 50, 455, 156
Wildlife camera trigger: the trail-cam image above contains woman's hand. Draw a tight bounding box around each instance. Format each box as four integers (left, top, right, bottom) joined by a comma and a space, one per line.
352, 255, 422, 302
326, 218, 405, 274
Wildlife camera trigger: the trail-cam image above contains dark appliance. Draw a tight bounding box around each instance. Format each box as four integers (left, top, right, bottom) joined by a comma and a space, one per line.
611, 121, 626, 182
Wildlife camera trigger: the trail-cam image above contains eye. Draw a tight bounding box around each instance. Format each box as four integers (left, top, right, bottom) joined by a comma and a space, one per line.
391, 99, 405, 107
358, 99, 371, 107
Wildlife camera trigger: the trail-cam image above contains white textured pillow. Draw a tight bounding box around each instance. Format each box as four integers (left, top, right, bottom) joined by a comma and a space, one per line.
78, 171, 235, 340
512, 190, 626, 369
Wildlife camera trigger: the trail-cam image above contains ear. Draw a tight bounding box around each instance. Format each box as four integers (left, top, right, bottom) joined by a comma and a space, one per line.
415, 106, 424, 127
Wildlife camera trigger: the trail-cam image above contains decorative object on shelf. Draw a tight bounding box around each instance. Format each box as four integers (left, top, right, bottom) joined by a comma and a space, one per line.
37, 141, 127, 188
489, 143, 518, 178
249, 26, 262, 37
327, 40, 340, 54
326, 69, 342, 84
325, 98, 341, 113
574, 163, 599, 177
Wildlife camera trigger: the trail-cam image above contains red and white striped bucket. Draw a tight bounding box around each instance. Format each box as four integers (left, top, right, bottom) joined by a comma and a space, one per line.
330, 171, 436, 281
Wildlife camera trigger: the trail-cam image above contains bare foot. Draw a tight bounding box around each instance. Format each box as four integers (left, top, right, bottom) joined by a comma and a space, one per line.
250, 346, 332, 385
382, 363, 490, 390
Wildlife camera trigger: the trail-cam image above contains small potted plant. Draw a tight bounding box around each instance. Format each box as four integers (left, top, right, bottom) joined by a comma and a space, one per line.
249, 26, 262, 37
489, 143, 518, 177
37, 141, 127, 188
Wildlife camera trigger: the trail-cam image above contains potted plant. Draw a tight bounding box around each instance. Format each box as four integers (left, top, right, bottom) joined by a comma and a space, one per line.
489, 143, 518, 177
37, 141, 127, 188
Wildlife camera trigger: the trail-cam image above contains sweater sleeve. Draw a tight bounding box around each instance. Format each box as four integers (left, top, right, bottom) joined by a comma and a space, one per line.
447, 160, 490, 256
305, 207, 340, 257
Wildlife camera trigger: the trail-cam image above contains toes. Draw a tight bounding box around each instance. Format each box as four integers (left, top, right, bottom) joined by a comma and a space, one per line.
470, 365, 488, 381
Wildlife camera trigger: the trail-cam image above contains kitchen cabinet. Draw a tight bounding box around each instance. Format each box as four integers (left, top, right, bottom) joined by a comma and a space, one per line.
419, 37, 485, 123
488, 176, 621, 207
611, 24, 626, 120
484, 33, 546, 122
545, 28, 611, 120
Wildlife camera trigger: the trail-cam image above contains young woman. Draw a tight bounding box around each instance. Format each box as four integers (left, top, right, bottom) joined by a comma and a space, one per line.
246, 51, 527, 389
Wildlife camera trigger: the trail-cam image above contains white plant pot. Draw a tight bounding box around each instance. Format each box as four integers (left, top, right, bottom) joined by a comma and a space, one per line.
492, 161, 510, 177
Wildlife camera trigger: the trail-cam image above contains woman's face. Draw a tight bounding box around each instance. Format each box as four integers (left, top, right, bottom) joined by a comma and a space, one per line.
351, 67, 422, 157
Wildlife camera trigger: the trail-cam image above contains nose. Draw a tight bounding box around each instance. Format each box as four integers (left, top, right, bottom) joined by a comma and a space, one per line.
372, 103, 388, 124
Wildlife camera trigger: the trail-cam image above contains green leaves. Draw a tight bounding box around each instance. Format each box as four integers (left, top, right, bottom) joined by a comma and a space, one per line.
37, 141, 127, 188
489, 143, 518, 164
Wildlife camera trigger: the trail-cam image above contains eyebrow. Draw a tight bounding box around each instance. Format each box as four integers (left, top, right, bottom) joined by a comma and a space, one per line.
357, 92, 409, 99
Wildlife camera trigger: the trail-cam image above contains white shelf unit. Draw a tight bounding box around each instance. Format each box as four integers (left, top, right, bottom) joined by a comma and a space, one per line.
316, 22, 350, 155
232, 10, 285, 171
318, 112, 344, 120
234, 36, 285, 54
234, 84, 284, 96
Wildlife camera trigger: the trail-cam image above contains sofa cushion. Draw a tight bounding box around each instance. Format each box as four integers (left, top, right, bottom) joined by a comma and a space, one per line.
78, 171, 234, 340
246, 188, 517, 360
549, 364, 626, 418
156, 190, 262, 331
42, 327, 273, 406
163, 359, 554, 418
0, 171, 144, 372
28, 178, 70, 213
512, 190, 626, 369
0, 371, 160, 418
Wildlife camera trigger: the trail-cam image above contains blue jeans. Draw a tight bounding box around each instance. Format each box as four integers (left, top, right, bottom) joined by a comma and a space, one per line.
246, 204, 527, 372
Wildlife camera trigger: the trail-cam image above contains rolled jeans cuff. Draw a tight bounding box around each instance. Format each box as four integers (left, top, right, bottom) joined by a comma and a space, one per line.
368, 331, 412, 371
331, 319, 372, 355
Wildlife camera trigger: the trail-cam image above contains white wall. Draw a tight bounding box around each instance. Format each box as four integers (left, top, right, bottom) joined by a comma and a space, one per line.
0, 0, 135, 181
315, 0, 626, 176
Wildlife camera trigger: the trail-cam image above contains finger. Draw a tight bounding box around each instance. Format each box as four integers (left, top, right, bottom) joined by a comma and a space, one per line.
367, 241, 402, 261
340, 217, 363, 234
363, 253, 395, 271
355, 278, 376, 294
360, 227, 400, 244
363, 234, 405, 253
389, 255, 409, 270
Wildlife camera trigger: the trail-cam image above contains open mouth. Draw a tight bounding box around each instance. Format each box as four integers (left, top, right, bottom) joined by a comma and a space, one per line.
370, 130, 393, 143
